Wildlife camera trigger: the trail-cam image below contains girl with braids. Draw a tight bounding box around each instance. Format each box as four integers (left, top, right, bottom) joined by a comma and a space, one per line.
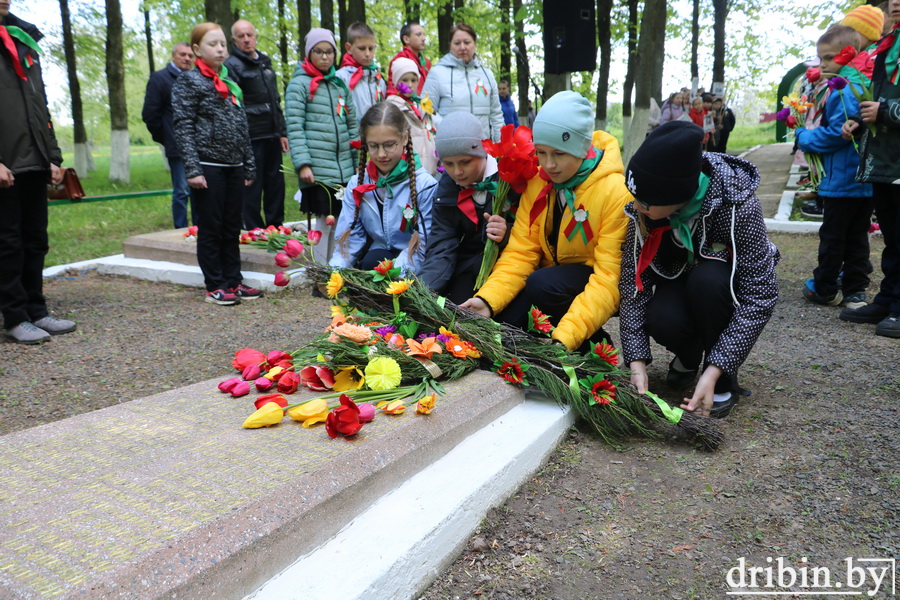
330, 102, 437, 271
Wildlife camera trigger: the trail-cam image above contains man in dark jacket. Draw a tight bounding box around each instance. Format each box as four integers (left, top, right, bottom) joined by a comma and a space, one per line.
224, 19, 288, 230
0, 4, 74, 344
142, 42, 194, 228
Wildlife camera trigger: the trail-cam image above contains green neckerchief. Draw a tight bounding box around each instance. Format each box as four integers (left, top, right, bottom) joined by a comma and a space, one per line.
373, 151, 422, 198
472, 180, 498, 194
553, 147, 603, 214
364, 63, 380, 72
417, 51, 427, 68
667, 172, 709, 263
5, 25, 41, 72
218, 63, 244, 106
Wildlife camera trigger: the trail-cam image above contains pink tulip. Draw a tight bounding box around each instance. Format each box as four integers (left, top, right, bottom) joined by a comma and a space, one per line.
274, 252, 292, 268
284, 238, 304, 258
267, 350, 291, 364
274, 271, 290, 287
218, 376, 243, 393
358, 403, 376, 423
308, 230, 322, 245
231, 380, 251, 397
255, 377, 275, 392
325, 215, 336, 227
242, 364, 261, 381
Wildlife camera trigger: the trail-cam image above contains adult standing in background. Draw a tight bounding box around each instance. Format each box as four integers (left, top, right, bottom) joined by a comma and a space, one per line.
1, 0, 75, 344
142, 42, 194, 229
389, 21, 430, 95
225, 19, 288, 230
498, 78, 519, 126
423, 22, 504, 142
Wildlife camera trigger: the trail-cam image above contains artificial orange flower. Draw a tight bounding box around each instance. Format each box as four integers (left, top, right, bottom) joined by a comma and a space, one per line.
416, 394, 436, 415
405, 336, 442, 359
380, 399, 406, 415
445, 336, 479, 359
328, 322, 374, 344
326, 312, 347, 331
385, 279, 413, 295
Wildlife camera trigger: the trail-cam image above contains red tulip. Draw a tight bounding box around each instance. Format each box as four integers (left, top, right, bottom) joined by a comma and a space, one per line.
242, 364, 261, 381
325, 215, 336, 227
308, 230, 322, 245
254, 393, 288, 410
785, 115, 798, 129
255, 376, 275, 392
230, 380, 251, 397
267, 350, 291, 365
325, 394, 363, 438
277, 371, 302, 394
805, 67, 821, 83
274, 252, 292, 268
299, 365, 335, 391
833, 45, 858, 66
274, 271, 290, 287
232, 348, 266, 371
218, 376, 243, 393
284, 238, 304, 258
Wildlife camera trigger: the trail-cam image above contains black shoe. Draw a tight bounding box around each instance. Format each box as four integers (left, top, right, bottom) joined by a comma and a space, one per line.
311, 287, 327, 299
709, 393, 740, 419
799, 203, 823, 218
666, 358, 698, 388
840, 302, 890, 324
875, 313, 900, 338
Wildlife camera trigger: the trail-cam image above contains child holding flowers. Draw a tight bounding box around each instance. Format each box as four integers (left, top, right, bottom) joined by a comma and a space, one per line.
460, 91, 631, 352
796, 25, 874, 309
330, 102, 437, 272
385, 57, 438, 175
419, 112, 515, 303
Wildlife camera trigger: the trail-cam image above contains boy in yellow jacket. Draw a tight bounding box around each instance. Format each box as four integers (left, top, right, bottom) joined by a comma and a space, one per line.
461, 91, 631, 350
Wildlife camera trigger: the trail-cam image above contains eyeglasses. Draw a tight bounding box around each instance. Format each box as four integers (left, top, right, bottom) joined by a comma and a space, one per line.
634, 198, 651, 211
365, 140, 402, 154
311, 48, 335, 57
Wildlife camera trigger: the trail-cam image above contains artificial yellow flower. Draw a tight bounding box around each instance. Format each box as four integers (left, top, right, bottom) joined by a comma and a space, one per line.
416, 394, 436, 415
421, 91, 435, 115
330, 304, 345, 318
385, 279, 414, 295
287, 398, 329, 427
782, 92, 799, 106
333, 366, 365, 391
326, 271, 344, 298
365, 356, 402, 390
243, 402, 285, 428
381, 399, 406, 415
439, 326, 455, 337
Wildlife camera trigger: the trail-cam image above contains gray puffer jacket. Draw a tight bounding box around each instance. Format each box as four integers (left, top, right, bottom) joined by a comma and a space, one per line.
171, 68, 256, 180
285, 62, 358, 189
618, 153, 780, 377
422, 53, 504, 142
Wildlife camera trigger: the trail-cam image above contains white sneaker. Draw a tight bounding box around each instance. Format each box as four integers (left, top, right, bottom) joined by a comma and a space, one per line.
32, 316, 77, 335
5, 322, 51, 344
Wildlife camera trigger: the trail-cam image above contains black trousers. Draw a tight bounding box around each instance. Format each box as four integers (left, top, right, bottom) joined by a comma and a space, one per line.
645, 261, 736, 393
873, 183, 900, 313
358, 247, 400, 271
813, 195, 874, 297
0, 171, 50, 328
496, 264, 611, 349
242, 138, 285, 230
193, 165, 245, 292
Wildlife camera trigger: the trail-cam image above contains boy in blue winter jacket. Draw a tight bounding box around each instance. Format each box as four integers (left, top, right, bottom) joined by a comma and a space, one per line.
796, 26, 873, 307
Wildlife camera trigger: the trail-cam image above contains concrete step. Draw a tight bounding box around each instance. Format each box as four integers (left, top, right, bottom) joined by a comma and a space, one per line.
0, 370, 532, 599
123, 229, 283, 275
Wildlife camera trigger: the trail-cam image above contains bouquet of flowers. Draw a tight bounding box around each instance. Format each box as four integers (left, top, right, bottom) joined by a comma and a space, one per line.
777, 76, 824, 189
474, 124, 539, 290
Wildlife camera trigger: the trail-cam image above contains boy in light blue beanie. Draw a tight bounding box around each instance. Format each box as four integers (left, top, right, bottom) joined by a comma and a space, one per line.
460, 90, 632, 352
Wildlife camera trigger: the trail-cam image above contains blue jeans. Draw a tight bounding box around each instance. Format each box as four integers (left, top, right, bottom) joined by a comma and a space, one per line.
169, 157, 193, 228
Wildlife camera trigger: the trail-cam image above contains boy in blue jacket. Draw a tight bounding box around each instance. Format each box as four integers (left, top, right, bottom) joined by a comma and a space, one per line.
796, 26, 873, 307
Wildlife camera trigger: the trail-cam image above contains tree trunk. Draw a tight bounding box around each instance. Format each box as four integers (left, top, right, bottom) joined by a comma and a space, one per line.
143, 8, 155, 75
499, 0, 512, 80
512, 0, 532, 117
690, 0, 699, 87
337, 0, 348, 45
321, 0, 334, 33
59, 0, 93, 176
348, 0, 365, 24
711, 0, 727, 93
624, 0, 666, 165
205, 0, 235, 36
403, 0, 420, 23
594, 0, 612, 129
437, 0, 454, 56
106, 0, 130, 183
278, 0, 289, 91
621, 0, 639, 128
297, 0, 311, 55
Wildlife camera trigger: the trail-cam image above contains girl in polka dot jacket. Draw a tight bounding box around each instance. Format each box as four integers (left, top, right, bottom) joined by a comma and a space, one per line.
618, 121, 779, 419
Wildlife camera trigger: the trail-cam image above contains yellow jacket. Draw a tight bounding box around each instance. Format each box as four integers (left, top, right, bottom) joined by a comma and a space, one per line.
476, 130, 632, 350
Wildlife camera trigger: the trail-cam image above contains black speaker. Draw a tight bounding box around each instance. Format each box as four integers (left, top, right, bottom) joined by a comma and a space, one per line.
543, 0, 597, 74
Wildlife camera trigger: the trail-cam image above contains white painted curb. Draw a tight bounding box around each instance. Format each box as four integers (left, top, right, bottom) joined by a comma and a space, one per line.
246, 395, 575, 600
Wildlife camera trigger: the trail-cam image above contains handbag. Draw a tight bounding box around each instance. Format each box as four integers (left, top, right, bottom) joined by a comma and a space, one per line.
47, 167, 86, 201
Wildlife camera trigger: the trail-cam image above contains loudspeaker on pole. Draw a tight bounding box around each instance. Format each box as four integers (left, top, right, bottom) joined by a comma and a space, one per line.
543, 0, 597, 74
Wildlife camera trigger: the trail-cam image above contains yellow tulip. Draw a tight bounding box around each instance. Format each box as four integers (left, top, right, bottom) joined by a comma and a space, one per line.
381, 400, 406, 415
416, 394, 436, 415
243, 403, 285, 428
287, 398, 329, 427
266, 366, 286, 380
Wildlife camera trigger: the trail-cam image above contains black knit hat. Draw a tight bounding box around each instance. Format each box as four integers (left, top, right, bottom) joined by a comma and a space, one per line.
625, 121, 704, 206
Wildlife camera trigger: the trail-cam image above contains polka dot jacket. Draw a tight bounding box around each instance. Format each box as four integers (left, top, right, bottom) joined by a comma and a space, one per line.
618, 152, 780, 377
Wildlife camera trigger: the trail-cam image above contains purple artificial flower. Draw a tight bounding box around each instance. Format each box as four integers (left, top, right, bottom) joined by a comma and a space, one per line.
436, 333, 451, 344
374, 325, 397, 337
396, 82, 412, 95
775, 107, 791, 122
416, 332, 437, 341
828, 76, 848, 91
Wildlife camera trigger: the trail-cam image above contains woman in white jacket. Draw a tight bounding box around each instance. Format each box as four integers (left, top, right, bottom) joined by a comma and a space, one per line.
423, 23, 505, 142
